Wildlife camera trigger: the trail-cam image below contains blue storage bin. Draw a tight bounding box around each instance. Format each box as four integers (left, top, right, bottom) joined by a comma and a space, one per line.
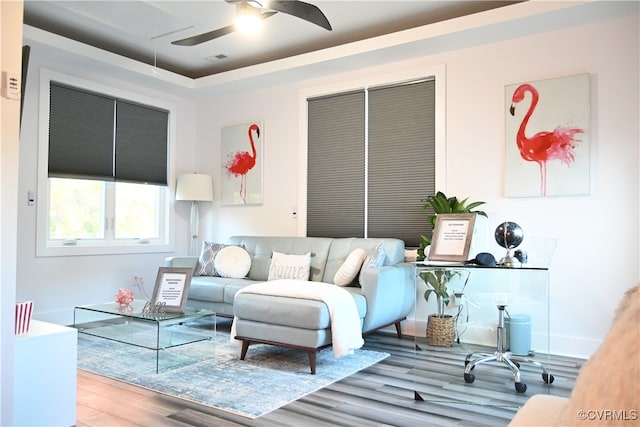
506, 314, 531, 356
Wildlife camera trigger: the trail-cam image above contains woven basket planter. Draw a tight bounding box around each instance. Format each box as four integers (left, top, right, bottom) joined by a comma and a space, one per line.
426, 314, 455, 347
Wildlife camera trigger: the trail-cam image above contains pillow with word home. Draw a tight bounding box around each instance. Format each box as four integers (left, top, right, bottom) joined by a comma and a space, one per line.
268, 251, 312, 281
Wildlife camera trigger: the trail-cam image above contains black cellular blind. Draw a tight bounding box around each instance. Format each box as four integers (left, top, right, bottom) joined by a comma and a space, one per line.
306, 78, 436, 247
368, 79, 435, 246
48, 81, 169, 185
307, 90, 366, 238
48, 82, 114, 180
115, 100, 168, 185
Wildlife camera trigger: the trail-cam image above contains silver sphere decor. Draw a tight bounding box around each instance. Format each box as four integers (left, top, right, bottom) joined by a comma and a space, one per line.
495, 221, 524, 266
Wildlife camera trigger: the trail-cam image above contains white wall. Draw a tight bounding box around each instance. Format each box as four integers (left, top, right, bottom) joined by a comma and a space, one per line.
194, 13, 639, 357
16, 3, 639, 358
16, 41, 199, 325
1, 1, 24, 424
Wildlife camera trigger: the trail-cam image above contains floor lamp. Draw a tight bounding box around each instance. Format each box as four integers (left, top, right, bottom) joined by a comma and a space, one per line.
175, 173, 214, 256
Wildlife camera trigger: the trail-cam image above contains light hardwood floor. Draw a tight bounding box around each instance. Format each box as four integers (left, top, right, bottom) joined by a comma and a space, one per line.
76, 322, 583, 426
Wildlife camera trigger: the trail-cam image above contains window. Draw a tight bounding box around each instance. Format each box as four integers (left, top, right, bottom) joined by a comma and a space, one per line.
37, 70, 174, 256
307, 78, 436, 247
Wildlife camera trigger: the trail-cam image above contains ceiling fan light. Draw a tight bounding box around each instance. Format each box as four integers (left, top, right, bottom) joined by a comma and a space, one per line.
235, 3, 263, 34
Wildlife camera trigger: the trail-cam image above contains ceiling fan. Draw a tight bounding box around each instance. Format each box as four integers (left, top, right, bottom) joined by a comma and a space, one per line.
172, 0, 332, 47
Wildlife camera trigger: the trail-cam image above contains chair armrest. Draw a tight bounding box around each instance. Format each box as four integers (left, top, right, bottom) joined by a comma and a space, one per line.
164, 256, 198, 270
359, 262, 416, 332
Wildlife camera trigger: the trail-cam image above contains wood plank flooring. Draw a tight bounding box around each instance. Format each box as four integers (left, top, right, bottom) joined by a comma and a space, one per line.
76, 321, 583, 426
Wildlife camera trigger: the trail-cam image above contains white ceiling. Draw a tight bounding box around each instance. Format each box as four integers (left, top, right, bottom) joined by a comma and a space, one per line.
23, 0, 520, 79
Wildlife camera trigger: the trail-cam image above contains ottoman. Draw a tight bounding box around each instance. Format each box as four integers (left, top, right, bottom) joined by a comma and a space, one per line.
233, 285, 367, 374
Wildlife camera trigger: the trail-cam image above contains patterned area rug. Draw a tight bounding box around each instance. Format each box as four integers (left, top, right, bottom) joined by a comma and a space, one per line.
76, 322, 389, 418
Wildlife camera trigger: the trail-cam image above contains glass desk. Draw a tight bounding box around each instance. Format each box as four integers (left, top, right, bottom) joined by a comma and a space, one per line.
413, 262, 552, 406
74, 300, 216, 373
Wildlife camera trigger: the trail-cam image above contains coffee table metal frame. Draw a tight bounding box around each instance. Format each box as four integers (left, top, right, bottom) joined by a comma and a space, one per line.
73, 300, 215, 373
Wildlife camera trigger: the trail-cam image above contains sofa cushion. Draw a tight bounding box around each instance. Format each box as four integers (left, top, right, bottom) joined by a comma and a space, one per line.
359, 242, 386, 283
188, 276, 226, 302
268, 251, 311, 281
226, 236, 333, 282
195, 242, 226, 276
214, 245, 251, 278
234, 288, 366, 330
189, 276, 256, 303
322, 238, 405, 283
334, 248, 367, 286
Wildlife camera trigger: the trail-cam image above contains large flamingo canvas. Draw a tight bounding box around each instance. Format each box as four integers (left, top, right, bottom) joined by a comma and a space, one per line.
505, 74, 590, 197
221, 122, 263, 205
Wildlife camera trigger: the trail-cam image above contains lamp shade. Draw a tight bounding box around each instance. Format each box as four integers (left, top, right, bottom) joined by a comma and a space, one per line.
175, 173, 213, 202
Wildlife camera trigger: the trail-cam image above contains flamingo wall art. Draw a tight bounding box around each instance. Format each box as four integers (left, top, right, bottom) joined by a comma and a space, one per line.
221, 122, 263, 205
505, 74, 590, 197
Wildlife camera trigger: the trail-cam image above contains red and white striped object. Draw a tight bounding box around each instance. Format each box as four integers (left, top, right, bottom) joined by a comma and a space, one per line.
15, 300, 33, 335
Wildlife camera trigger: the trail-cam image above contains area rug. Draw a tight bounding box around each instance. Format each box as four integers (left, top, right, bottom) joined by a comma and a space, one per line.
76, 324, 389, 418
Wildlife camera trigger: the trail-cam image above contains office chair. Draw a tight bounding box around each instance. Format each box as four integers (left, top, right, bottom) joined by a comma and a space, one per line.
463, 304, 554, 393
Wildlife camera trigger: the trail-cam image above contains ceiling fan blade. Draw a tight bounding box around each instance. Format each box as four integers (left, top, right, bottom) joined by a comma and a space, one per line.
267, 1, 332, 31
172, 11, 277, 46
172, 25, 235, 46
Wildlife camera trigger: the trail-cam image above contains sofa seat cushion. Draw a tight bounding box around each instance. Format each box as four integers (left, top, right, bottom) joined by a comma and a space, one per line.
234, 287, 366, 330
189, 276, 256, 303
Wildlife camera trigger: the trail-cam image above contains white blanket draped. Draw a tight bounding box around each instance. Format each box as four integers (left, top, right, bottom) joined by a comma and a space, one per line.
231, 279, 364, 357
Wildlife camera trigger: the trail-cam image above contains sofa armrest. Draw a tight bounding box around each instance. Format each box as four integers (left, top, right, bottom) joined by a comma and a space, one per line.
164, 256, 198, 270
359, 262, 416, 332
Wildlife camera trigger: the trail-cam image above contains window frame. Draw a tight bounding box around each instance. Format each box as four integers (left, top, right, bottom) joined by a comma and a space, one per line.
36, 69, 176, 257
299, 65, 447, 245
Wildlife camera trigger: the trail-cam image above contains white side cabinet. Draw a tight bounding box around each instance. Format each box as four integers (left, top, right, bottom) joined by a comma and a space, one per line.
14, 320, 77, 426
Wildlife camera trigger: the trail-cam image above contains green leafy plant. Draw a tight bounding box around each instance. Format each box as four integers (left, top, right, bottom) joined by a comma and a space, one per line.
417, 191, 488, 260
419, 269, 469, 318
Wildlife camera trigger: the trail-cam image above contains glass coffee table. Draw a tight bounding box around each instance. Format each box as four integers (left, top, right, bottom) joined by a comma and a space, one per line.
74, 300, 216, 373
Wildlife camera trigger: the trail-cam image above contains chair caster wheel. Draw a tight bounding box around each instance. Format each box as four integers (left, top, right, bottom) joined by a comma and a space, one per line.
464, 373, 475, 383
515, 382, 527, 393
542, 373, 555, 384
464, 353, 473, 366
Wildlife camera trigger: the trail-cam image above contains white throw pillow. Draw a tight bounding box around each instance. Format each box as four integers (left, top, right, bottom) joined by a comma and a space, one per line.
359, 242, 386, 284
334, 248, 367, 286
268, 251, 311, 281
214, 246, 251, 279
195, 242, 226, 276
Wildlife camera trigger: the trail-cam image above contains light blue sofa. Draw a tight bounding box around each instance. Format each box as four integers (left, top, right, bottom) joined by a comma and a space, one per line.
165, 235, 416, 373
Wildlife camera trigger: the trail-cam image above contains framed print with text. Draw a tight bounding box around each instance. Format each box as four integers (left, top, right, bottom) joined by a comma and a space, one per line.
150, 267, 193, 313
428, 214, 476, 262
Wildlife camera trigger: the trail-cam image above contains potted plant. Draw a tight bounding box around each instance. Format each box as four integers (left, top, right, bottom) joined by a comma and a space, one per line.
419, 268, 469, 346
417, 191, 488, 260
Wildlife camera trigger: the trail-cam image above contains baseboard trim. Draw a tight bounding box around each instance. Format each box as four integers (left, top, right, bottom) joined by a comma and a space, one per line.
400, 318, 595, 359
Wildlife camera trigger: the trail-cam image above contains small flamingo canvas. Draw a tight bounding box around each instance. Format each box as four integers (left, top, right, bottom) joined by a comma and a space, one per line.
221, 122, 263, 205
505, 74, 590, 197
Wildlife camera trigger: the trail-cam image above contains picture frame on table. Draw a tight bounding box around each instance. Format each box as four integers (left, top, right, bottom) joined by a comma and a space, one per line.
149, 267, 193, 313
428, 214, 477, 262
